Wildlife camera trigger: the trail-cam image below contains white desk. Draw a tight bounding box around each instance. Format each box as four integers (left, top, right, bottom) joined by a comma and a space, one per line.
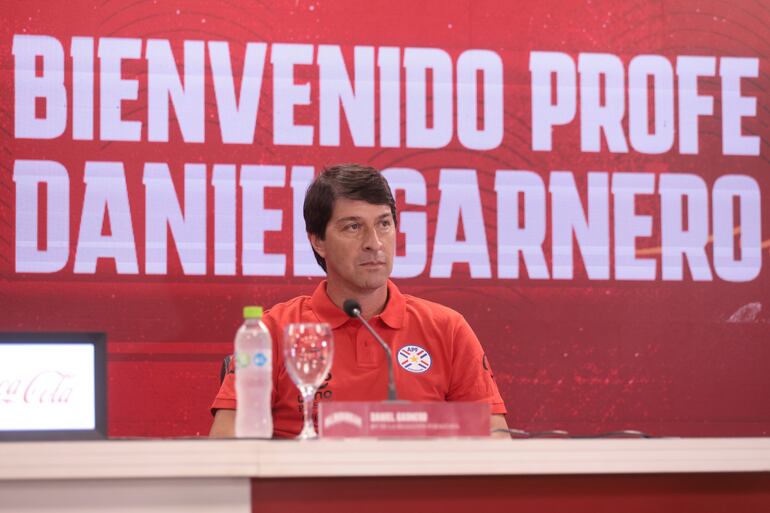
1, 438, 769, 513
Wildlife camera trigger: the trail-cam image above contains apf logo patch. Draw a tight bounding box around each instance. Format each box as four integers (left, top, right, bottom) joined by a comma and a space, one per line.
398, 345, 432, 373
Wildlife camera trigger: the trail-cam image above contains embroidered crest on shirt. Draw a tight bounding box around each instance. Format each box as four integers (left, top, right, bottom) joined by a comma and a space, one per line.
397, 345, 432, 373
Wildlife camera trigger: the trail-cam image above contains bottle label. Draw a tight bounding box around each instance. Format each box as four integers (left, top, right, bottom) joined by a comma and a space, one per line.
253, 352, 269, 367
235, 351, 250, 368
235, 351, 270, 368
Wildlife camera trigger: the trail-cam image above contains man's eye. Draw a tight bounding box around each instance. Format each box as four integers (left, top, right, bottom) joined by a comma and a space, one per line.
345, 223, 359, 231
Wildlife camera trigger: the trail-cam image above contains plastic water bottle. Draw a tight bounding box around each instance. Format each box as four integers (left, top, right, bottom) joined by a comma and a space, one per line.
234, 306, 273, 438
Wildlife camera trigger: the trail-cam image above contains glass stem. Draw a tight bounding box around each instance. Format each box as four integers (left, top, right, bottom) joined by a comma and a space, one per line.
302, 387, 316, 435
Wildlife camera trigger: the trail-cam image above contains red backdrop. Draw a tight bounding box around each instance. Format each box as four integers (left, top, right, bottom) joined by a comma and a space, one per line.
1, 0, 768, 437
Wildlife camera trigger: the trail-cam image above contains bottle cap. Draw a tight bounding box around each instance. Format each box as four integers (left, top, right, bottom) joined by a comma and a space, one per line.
243, 306, 263, 319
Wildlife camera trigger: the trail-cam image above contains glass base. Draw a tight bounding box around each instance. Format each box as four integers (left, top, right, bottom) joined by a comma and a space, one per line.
295, 425, 319, 440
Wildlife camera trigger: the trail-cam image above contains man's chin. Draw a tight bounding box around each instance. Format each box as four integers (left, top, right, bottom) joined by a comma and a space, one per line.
356, 270, 390, 291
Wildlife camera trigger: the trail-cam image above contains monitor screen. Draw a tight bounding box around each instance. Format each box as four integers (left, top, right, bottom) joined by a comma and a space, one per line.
0, 332, 106, 440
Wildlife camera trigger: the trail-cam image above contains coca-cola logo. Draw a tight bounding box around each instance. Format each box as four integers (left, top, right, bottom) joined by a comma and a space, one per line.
0, 371, 75, 404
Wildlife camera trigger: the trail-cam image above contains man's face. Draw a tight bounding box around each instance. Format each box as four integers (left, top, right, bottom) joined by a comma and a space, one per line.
310, 198, 395, 294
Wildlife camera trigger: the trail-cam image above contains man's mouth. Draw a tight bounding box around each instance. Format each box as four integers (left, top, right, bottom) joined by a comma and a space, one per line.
360, 261, 385, 267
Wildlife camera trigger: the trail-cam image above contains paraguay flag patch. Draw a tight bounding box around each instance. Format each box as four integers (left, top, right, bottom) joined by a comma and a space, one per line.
398, 345, 432, 374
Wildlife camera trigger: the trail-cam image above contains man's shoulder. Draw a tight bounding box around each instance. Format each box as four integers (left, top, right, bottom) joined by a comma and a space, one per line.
401, 293, 464, 324
264, 294, 312, 320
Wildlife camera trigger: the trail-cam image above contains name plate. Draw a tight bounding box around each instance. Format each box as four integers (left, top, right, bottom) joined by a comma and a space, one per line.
318, 402, 491, 438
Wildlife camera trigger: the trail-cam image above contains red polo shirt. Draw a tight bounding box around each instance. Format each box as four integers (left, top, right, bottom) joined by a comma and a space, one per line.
211, 280, 507, 438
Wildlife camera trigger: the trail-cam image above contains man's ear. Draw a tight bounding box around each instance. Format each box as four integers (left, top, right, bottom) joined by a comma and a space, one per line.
308, 233, 325, 258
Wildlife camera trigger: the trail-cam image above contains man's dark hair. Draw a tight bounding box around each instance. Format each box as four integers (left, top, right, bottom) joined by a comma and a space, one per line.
304, 164, 397, 272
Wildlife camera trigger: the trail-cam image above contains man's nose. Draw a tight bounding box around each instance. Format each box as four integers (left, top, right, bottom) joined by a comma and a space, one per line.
362, 225, 383, 251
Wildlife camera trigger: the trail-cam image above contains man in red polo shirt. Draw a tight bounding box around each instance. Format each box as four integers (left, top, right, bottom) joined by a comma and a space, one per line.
210, 164, 509, 438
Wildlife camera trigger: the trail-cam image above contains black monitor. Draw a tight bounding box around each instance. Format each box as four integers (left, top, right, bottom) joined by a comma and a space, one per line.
0, 332, 107, 440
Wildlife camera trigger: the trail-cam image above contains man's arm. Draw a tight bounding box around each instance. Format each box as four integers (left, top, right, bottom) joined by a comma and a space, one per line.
446, 315, 510, 430
490, 413, 511, 439
209, 409, 235, 438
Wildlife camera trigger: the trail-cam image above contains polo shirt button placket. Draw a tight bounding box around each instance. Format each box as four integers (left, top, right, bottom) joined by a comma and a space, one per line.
355, 324, 380, 368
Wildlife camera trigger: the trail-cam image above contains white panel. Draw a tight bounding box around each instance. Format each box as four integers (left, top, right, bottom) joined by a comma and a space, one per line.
0, 478, 250, 513
0, 344, 95, 430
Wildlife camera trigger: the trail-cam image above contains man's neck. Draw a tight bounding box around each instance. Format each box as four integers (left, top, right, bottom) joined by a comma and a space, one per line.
325, 280, 389, 320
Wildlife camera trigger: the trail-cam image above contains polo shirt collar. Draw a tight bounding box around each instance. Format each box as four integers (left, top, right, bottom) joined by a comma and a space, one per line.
309, 279, 406, 329
309, 281, 350, 329
379, 280, 405, 329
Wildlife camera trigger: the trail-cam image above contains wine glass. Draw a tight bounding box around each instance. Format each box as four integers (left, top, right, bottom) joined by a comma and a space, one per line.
283, 323, 334, 439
